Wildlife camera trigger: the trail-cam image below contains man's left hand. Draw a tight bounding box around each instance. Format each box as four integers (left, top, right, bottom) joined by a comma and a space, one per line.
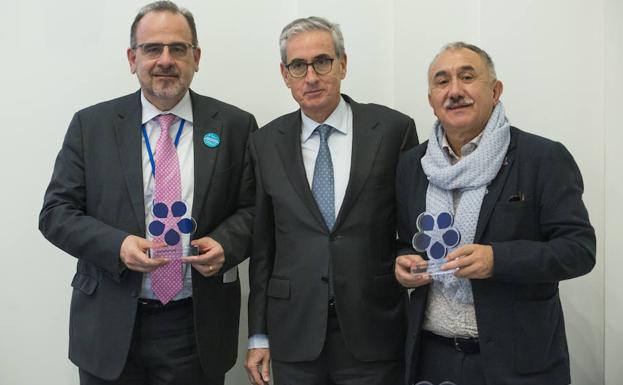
182, 237, 225, 277
442, 244, 494, 279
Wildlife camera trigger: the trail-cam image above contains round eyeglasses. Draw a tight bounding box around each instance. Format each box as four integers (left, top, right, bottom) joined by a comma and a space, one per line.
285, 57, 335, 78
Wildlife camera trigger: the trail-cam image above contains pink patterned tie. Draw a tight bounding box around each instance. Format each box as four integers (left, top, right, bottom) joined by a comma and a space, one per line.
151, 113, 184, 304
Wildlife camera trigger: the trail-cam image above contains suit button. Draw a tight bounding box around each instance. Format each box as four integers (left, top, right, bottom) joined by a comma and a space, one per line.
321, 276, 329, 283
330, 234, 342, 241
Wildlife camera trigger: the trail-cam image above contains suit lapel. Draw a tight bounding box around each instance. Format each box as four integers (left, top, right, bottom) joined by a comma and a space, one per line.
413, 156, 430, 228
189, 91, 221, 223
113, 91, 145, 234
474, 130, 517, 242
334, 97, 383, 230
275, 112, 328, 229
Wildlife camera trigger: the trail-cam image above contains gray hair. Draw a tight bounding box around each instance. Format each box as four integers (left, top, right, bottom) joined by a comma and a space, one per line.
130, 1, 198, 48
430, 41, 497, 81
279, 16, 345, 64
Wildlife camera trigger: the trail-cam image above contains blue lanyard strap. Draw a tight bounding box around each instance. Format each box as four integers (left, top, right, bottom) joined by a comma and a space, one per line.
141, 118, 186, 177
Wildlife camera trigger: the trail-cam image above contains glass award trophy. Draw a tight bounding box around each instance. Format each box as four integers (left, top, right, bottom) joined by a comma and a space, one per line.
147, 200, 197, 258
411, 211, 461, 278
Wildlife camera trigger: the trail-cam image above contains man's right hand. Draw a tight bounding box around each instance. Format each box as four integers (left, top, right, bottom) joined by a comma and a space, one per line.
119, 235, 168, 272
395, 254, 433, 288
245, 348, 271, 385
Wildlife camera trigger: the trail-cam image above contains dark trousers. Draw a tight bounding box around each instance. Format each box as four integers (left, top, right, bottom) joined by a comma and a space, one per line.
415, 331, 487, 385
272, 305, 402, 385
79, 298, 224, 385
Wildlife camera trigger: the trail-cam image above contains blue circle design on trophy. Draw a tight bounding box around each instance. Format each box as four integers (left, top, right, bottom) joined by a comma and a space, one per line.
412, 211, 461, 260
153, 202, 168, 218
177, 218, 195, 234
203, 132, 221, 148
148, 220, 165, 237
148, 201, 197, 246
164, 229, 180, 245
171, 201, 187, 217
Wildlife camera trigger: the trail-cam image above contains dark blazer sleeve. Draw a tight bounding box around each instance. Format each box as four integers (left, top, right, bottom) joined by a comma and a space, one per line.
247, 133, 274, 336
39, 112, 129, 280
396, 150, 417, 257
394, 117, 419, 258
400, 117, 419, 153
209, 114, 259, 272
490, 141, 596, 283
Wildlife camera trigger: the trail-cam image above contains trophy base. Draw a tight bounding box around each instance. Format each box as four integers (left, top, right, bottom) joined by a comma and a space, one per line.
148, 245, 198, 259
410, 260, 458, 278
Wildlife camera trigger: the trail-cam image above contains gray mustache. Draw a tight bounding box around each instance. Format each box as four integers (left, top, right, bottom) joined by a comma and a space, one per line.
444, 96, 474, 109
152, 70, 179, 76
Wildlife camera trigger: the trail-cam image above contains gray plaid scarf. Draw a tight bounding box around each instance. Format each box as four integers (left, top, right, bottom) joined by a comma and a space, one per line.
421, 102, 510, 303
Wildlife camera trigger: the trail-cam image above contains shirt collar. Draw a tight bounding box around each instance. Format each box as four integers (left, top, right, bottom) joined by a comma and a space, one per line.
301, 96, 349, 142
141, 90, 194, 125
442, 129, 484, 161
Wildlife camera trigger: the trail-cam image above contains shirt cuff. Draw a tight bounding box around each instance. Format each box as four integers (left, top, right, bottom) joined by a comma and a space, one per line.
248, 334, 270, 349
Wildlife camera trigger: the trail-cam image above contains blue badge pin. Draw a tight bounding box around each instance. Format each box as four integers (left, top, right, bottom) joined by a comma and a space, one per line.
203, 132, 220, 148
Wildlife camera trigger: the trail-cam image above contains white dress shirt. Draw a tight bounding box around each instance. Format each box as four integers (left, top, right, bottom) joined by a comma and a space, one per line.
248, 96, 354, 349
139, 91, 195, 300
300, 96, 353, 215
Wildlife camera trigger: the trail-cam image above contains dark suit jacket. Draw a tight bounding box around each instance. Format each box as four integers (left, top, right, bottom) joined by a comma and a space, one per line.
396, 127, 596, 385
248, 95, 418, 362
39, 90, 257, 380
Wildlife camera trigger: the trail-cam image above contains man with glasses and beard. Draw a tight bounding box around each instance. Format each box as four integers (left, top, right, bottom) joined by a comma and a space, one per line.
39, 2, 257, 384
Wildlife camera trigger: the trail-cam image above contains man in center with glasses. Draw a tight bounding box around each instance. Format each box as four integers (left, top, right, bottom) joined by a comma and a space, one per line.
245, 16, 418, 385
39, 1, 257, 384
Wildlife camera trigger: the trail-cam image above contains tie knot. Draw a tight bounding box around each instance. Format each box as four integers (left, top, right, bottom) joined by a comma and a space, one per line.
156, 114, 177, 132
315, 124, 333, 142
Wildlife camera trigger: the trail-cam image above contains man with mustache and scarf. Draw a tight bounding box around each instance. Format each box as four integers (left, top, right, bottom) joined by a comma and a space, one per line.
394, 42, 595, 385
39, 2, 257, 384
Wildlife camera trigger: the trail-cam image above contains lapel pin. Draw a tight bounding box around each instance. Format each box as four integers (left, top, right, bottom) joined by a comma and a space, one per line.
203, 132, 221, 148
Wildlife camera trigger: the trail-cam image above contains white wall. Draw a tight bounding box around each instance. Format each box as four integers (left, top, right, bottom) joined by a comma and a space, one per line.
0, 1, 616, 384
604, 0, 623, 383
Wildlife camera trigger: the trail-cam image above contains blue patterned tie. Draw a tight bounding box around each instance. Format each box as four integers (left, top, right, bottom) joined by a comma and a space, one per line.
312, 124, 335, 230
312, 124, 336, 301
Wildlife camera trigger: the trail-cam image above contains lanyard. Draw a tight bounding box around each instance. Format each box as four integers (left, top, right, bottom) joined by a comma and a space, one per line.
141, 119, 186, 177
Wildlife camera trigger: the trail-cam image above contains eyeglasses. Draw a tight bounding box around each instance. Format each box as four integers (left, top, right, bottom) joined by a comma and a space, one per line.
285, 57, 335, 78
133, 42, 196, 59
